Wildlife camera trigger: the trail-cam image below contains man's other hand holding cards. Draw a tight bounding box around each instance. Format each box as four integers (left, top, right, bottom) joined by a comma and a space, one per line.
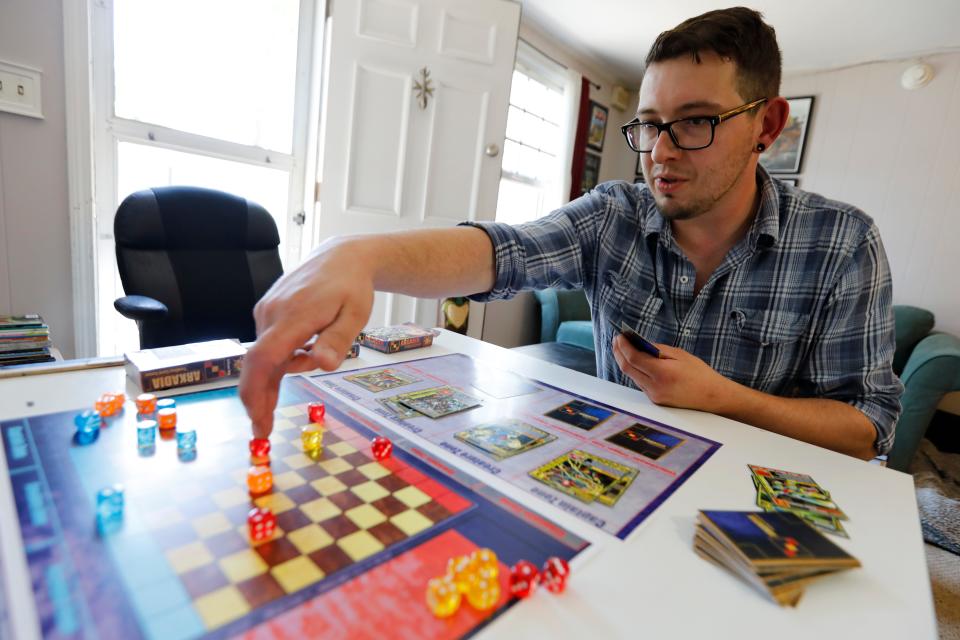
611, 320, 736, 414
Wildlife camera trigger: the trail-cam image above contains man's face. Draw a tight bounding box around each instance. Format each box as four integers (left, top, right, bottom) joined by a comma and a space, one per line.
637, 52, 759, 221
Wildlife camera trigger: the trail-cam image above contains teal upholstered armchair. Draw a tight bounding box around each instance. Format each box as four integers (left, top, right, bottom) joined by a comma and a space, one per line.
887, 305, 960, 471
533, 289, 594, 351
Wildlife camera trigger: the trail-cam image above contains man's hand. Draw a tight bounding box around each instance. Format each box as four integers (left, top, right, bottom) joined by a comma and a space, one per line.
611, 335, 733, 413
240, 238, 374, 439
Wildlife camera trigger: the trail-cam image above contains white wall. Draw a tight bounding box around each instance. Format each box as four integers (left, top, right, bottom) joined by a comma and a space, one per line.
782, 52, 960, 337
0, 0, 75, 358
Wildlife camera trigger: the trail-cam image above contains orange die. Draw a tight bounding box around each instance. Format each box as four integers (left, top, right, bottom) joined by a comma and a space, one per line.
95, 393, 119, 417
135, 393, 157, 414
247, 465, 273, 494
157, 408, 177, 430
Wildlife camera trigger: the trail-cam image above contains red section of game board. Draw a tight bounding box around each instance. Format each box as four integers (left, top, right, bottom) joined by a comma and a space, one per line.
239, 529, 510, 640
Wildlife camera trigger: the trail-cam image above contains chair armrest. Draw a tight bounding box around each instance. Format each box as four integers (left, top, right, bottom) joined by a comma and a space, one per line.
114, 295, 169, 322
888, 332, 960, 471
533, 289, 560, 343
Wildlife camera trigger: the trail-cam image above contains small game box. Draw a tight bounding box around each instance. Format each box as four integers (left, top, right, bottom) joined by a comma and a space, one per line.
358, 324, 437, 354
124, 338, 246, 392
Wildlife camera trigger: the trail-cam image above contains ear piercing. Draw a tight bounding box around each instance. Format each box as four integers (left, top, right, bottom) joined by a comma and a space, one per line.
756, 143, 766, 152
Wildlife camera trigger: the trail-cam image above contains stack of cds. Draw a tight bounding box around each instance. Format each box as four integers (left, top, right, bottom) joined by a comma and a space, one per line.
0, 314, 54, 366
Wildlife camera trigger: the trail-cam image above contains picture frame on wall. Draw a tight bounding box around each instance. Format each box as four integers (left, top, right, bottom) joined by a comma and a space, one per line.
581, 152, 601, 193
586, 101, 609, 152
634, 153, 645, 184
779, 177, 799, 187
759, 96, 814, 174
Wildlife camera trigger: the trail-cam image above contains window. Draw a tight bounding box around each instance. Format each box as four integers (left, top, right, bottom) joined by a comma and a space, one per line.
495, 41, 576, 225
91, 0, 319, 355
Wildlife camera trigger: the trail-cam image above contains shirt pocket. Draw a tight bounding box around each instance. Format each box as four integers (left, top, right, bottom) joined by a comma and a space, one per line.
604, 271, 664, 338
724, 308, 809, 392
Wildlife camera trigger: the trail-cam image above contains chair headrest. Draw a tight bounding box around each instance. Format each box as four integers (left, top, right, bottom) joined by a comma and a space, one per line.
114, 186, 280, 251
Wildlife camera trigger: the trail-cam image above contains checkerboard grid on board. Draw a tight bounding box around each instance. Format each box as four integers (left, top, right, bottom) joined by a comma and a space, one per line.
150, 402, 471, 633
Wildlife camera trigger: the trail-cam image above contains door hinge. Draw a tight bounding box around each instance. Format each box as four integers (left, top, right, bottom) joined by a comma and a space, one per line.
293, 211, 306, 226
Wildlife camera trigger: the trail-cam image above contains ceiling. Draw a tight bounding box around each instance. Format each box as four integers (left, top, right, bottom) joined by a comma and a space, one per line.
520, 0, 960, 87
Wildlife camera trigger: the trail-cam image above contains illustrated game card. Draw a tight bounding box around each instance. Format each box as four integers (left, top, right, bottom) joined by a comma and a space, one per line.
529, 449, 638, 506
454, 420, 557, 461
343, 368, 421, 393
544, 400, 614, 431
607, 422, 685, 460
375, 394, 423, 419
749, 465, 847, 520
395, 386, 482, 419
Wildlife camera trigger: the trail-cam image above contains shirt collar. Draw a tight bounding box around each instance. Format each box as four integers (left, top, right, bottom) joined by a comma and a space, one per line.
639, 165, 782, 250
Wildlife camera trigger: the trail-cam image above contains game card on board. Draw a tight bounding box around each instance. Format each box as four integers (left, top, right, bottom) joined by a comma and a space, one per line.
454, 420, 557, 460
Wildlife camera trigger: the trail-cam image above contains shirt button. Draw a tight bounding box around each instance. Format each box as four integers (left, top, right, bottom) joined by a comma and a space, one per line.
682, 328, 691, 337
679, 275, 689, 284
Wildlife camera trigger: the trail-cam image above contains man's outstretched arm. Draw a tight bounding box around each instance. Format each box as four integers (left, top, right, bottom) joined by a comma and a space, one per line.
240, 227, 495, 438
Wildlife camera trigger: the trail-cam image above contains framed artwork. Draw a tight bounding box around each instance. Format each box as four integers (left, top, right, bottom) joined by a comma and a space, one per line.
779, 177, 799, 187
581, 152, 601, 193
586, 101, 609, 152
760, 96, 814, 173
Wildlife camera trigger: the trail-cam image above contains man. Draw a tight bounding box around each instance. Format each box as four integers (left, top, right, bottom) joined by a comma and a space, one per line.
240, 7, 901, 461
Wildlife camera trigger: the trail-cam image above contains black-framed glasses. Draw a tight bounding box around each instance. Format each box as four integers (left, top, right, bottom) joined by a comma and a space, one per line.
620, 97, 768, 152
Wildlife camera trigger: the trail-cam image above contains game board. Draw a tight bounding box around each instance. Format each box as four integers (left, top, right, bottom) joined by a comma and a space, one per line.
317, 353, 722, 539
0, 376, 587, 640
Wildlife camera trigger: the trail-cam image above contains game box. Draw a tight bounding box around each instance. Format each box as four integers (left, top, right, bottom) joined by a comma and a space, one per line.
358, 324, 437, 354
125, 339, 246, 392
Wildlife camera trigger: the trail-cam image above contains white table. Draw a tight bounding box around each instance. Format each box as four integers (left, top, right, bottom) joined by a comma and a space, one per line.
0, 331, 937, 639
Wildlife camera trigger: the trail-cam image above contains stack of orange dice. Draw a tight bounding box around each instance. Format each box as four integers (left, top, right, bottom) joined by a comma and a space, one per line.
95, 392, 125, 418
157, 408, 177, 430
425, 547, 501, 618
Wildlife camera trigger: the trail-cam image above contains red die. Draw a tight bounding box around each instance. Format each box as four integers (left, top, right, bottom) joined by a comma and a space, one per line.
247, 507, 276, 542
308, 401, 325, 423
509, 560, 540, 599
249, 437, 271, 462
542, 557, 570, 594
371, 436, 393, 461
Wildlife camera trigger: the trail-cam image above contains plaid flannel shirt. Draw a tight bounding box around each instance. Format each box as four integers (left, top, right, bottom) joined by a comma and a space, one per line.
463, 168, 902, 454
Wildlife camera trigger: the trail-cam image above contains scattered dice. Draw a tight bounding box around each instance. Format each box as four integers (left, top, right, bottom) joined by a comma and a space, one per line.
465, 567, 500, 611
96, 484, 125, 534
301, 424, 324, 454
371, 436, 393, 461
509, 560, 540, 598
308, 401, 325, 423
247, 506, 277, 542
74, 410, 101, 445
249, 437, 271, 463
542, 556, 570, 594
157, 408, 177, 430
95, 392, 124, 418
425, 575, 461, 618
135, 393, 157, 415
247, 465, 273, 494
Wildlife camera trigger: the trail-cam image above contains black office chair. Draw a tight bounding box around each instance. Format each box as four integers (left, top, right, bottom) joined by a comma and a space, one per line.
113, 186, 284, 349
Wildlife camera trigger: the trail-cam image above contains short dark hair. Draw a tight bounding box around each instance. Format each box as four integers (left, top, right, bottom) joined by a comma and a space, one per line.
645, 7, 781, 101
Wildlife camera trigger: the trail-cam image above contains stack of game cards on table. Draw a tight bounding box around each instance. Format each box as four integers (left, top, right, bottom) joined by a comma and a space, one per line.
695, 510, 861, 606
749, 465, 849, 537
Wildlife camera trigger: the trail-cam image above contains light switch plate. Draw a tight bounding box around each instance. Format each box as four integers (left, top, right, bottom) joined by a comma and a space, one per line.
0, 60, 43, 119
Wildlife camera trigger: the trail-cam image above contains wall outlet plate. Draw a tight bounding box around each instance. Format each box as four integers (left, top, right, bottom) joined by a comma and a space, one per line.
0, 60, 43, 119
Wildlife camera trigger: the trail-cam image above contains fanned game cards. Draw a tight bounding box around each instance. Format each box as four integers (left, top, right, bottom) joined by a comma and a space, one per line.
395, 386, 482, 419
749, 465, 849, 537
530, 449, 639, 506
455, 420, 557, 461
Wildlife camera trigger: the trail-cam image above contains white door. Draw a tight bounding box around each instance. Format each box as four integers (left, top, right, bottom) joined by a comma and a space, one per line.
316, 0, 521, 333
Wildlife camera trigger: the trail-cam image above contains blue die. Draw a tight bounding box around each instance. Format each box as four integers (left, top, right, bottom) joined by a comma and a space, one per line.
96, 484, 125, 534
176, 427, 196, 453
